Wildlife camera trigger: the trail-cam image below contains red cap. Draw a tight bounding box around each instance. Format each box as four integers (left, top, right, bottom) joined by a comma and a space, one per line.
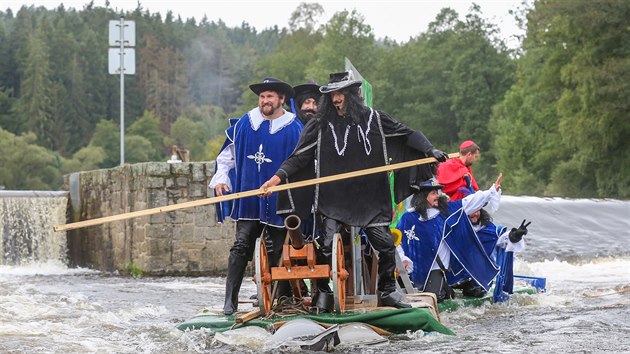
459, 140, 476, 150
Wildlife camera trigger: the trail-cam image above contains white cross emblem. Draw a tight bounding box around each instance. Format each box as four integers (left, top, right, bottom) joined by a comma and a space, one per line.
247, 144, 272, 172
405, 225, 419, 245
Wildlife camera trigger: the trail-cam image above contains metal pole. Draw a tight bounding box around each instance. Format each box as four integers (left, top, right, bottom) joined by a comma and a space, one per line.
119, 17, 125, 165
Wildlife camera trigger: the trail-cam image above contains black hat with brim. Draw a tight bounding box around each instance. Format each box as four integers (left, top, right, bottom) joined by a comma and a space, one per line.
293, 82, 321, 98
417, 179, 444, 191
249, 78, 295, 99
319, 72, 362, 94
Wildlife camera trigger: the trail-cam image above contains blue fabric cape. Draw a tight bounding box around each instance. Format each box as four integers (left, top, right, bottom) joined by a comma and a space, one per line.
214, 111, 302, 227
397, 200, 500, 291
214, 118, 239, 223
443, 201, 500, 290
397, 211, 443, 290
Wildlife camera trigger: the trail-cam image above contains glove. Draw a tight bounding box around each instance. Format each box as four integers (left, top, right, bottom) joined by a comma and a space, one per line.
509, 219, 531, 243
429, 148, 449, 162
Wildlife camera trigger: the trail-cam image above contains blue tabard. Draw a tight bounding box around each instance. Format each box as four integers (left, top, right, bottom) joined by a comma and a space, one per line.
215, 118, 240, 223
222, 109, 302, 227
477, 223, 508, 259
443, 201, 500, 290
397, 211, 443, 290
397, 200, 500, 291
477, 223, 515, 295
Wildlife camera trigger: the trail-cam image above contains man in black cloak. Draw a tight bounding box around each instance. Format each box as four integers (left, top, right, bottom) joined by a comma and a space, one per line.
262, 72, 449, 309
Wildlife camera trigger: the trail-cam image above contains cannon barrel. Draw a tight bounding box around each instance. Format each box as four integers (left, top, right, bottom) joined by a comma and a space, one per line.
284, 215, 305, 250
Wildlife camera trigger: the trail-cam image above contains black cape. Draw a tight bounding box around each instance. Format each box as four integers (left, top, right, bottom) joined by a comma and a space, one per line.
276, 109, 436, 227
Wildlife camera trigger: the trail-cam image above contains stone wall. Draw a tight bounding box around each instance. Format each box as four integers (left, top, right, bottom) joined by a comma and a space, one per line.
64, 162, 235, 275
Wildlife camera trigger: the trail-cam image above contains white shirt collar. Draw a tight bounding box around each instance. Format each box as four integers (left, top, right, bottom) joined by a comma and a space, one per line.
248, 107, 295, 134
414, 208, 439, 221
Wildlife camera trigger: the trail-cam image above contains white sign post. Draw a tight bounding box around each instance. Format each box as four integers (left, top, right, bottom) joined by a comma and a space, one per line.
108, 18, 135, 165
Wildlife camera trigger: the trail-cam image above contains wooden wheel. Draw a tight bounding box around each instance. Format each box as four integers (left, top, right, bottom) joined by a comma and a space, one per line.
254, 236, 272, 315
332, 233, 348, 313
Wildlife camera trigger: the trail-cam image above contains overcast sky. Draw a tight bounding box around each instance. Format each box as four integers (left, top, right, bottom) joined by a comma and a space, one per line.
4, 0, 528, 47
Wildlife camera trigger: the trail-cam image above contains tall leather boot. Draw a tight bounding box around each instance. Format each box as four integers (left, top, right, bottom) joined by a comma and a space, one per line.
223, 253, 248, 315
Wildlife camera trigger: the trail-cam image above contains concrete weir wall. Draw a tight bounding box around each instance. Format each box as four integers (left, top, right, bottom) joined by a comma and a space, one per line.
64, 162, 235, 275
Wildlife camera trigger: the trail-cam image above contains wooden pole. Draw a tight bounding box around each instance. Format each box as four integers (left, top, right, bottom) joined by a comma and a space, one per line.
53, 153, 458, 232
234, 309, 261, 324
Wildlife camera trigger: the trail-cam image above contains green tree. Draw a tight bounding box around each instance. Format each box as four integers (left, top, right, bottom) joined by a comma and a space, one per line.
89, 119, 120, 168
492, 0, 630, 198
255, 6, 325, 88
138, 35, 189, 133
180, 104, 228, 139
167, 115, 212, 161
124, 135, 153, 163
306, 9, 380, 80
289, 2, 324, 33
0, 88, 18, 132
128, 111, 163, 160
376, 7, 514, 186
184, 29, 239, 113
14, 20, 55, 148
62, 145, 107, 174
0, 128, 62, 190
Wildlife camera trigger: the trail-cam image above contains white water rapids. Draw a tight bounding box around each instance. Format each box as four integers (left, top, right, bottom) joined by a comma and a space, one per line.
1, 195, 628, 353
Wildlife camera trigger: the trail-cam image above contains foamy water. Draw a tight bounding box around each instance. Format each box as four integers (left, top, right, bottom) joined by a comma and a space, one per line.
1, 196, 629, 353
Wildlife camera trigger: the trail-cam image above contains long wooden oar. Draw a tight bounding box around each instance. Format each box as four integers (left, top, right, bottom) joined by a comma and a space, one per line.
53, 153, 458, 232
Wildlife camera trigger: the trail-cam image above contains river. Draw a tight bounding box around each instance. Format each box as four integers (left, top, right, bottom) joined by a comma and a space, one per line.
1, 196, 629, 353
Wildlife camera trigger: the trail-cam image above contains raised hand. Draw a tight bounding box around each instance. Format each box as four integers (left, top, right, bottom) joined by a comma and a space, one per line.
495, 173, 503, 191
509, 219, 531, 243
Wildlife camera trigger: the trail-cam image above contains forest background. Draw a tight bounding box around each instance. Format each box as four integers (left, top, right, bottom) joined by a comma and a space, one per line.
0, 0, 628, 198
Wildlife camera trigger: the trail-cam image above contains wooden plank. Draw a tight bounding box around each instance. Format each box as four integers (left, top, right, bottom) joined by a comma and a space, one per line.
234, 309, 261, 324
271, 265, 330, 280
53, 153, 458, 232
288, 247, 309, 259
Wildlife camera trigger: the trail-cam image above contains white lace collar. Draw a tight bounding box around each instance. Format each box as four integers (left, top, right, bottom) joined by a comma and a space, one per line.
406, 207, 440, 221
248, 107, 295, 134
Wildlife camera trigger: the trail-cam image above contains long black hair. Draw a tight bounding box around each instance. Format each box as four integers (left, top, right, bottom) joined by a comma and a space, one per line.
476, 208, 492, 227
315, 87, 369, 129
410, 190, 449, 220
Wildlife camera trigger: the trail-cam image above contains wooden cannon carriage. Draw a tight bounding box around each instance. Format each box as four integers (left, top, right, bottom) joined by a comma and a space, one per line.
254, 214, 350, 315
253, 214, 422, 315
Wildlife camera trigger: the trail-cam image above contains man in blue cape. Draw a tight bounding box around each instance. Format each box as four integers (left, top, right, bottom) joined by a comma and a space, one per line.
395, 175, 503, 301
209, 77, 302, 315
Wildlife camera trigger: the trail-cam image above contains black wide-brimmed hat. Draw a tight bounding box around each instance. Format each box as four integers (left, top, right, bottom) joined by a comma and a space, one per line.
417, 179, 444, 191
319, 72, 362, 93
293, 81, 321, 98
249, 77, 294, 98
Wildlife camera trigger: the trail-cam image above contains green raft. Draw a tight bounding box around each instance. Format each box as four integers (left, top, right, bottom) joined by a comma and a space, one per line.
177, 284, 540, 336
438, 286, 538, 312
177, 307, 454, 336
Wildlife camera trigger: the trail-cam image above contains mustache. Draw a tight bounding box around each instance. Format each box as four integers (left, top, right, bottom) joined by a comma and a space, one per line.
301, 109, 316, 115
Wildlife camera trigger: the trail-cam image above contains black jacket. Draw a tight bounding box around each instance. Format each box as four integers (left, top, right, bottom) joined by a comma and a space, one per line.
276, 109, 436, 227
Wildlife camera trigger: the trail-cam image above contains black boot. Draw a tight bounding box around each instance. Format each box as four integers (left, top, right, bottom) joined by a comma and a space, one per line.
223, 254, 248, 315
379, 290, 412, 308
424, 270, 455, 303
462, 281, 487, 298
